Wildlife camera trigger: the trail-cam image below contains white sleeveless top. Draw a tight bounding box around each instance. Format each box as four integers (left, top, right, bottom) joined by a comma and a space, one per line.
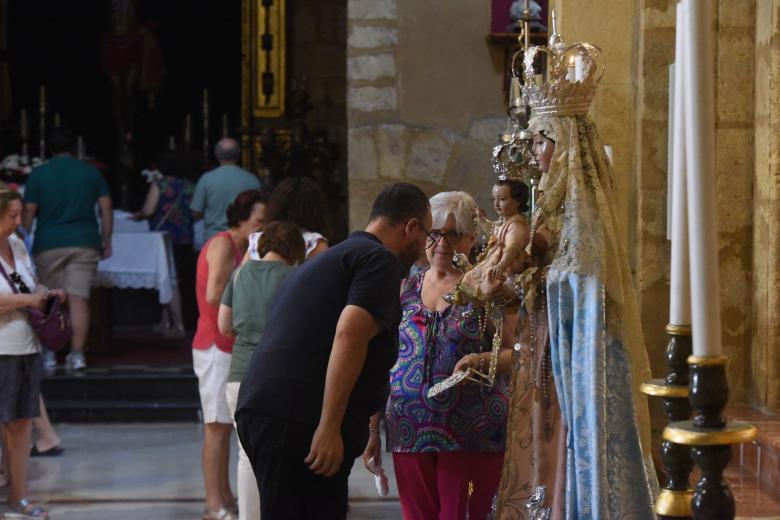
247, 230, 327, 261
0, 234, 40, 355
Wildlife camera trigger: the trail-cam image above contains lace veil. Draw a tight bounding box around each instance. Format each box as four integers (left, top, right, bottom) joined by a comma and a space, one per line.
529, 112, 653, 457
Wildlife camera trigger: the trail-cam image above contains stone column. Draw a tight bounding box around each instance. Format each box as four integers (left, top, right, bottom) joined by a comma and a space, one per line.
752, 0, 780, 412
715, 0, 755, 404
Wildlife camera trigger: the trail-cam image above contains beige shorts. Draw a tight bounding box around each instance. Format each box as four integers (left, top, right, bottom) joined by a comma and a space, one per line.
35, 247, 100, 299
193, 345, 233, 424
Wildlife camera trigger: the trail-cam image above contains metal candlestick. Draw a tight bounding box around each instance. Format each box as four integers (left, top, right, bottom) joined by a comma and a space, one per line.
641, 324, 695, 519
664, 354, 757, 519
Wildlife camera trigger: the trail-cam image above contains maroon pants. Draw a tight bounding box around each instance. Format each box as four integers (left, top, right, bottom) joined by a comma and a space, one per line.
393, 451, 504, 520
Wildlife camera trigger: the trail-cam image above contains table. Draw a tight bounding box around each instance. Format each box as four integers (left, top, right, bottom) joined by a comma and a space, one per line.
94, 231, 177, 304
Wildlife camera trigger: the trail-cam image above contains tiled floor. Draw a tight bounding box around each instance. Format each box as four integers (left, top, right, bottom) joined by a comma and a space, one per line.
0, 423, 401, 519
4, 420, 779, 519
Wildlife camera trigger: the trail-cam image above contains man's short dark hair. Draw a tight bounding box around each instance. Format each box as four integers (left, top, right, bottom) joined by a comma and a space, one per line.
368, 183, 429, 225
47, 126, 76, 155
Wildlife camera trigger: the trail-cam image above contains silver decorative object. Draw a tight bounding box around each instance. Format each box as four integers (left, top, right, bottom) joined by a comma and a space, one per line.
527, 486, 552, 520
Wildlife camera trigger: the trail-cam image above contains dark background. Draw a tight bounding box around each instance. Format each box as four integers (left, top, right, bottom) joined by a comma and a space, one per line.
6, 0, 242, 208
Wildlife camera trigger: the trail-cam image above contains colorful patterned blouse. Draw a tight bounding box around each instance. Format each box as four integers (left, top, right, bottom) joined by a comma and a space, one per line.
385, 271, 510, 453
149, 176, 195, 245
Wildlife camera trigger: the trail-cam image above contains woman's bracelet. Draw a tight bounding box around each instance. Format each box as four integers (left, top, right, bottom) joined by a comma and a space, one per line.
369, 427, 380, 435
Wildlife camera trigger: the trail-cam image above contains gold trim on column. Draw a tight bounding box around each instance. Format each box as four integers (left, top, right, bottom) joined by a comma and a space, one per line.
655, 489, 693, 517
687, 355, 728, 366
663, 420, 758, 446
246, 0, 286, 118
640, 379, 689, 398
666, 324, 692, 336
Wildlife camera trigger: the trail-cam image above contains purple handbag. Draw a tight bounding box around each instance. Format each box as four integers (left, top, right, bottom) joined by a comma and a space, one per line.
0, 262, 72, 352
27, 296, 72, 352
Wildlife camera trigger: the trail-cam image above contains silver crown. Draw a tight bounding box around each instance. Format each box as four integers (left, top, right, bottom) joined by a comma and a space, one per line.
521, 12, 605, 117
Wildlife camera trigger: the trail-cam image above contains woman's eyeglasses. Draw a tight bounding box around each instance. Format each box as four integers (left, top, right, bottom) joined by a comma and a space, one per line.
9, 271, 31, 294
419, 223, 463, 247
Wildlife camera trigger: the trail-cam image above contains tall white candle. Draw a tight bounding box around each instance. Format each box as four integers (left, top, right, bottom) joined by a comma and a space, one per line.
185, 114, 192, 146
77, 135, 85, 160
39, 86, 46, 159
203, 89, 209, 158
574, 55, 584, 82
566, 56, 576, 82
669, 1, 691, 327
509, 77, 522, 108
682, 0, 721, 356
20, 109, 28, 139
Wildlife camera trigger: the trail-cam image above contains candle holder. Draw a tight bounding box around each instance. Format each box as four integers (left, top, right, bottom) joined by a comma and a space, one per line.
640, 324, 694, 519
663, 355, 757, 520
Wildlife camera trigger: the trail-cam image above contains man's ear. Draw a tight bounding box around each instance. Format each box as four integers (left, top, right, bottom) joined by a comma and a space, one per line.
403, 218, 418, 239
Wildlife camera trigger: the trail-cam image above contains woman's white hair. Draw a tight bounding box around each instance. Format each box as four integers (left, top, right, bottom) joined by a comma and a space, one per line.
429, 191, 479, 235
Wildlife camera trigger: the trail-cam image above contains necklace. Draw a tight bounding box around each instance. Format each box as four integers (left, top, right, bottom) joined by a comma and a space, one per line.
525, 206, 544, 256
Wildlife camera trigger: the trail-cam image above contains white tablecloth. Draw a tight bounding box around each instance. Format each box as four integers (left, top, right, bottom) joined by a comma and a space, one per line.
113, 210, 150, 233
94, 231, 177, 304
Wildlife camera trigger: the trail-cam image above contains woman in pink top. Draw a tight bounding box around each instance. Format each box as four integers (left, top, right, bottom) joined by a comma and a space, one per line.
193, 189, 267, 520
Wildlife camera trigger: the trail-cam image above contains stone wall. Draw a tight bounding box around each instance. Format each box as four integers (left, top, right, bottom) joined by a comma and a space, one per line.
347, 0, 507, 230
752, 0, 780, 411
560, 0, 757, 402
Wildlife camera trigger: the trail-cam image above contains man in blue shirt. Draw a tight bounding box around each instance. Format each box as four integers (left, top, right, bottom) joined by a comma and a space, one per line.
190, 139, 261, 244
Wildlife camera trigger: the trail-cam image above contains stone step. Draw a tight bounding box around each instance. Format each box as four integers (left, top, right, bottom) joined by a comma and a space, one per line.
42, 365, 200, 422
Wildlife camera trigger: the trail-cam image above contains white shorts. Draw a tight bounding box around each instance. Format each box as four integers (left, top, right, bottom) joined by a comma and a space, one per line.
193, 345, 233, 424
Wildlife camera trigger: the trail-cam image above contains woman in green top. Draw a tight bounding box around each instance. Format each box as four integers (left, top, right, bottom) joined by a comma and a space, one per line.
219, 220, 305, 520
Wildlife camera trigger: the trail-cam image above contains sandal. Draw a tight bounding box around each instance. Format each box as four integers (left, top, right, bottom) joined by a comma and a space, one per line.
201, 506, 236, 520
224, 501, 239, 516
30, 444, 64, 457
5, 498, 49, 519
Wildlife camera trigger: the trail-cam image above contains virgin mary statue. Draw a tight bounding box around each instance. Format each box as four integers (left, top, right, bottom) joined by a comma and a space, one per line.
495, 27, 658, 519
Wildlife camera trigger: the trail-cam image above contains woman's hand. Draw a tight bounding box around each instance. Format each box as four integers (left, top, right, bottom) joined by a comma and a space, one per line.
453, 353, 483, 374
362, 431, 383, 475
25, 292, 48, 310
49, 289, 67, 304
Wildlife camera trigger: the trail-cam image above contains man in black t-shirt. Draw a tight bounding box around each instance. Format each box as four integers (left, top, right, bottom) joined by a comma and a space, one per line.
236, 182, 432, 520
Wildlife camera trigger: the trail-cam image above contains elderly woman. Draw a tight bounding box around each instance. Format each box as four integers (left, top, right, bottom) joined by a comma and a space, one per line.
193, 189, 266, 520
0, 182, 65, 519
364, 191, 512, 520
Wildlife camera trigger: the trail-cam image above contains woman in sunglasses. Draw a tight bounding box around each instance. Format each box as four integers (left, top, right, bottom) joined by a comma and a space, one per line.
0, 182, 65, 519
364, 191, 512, 520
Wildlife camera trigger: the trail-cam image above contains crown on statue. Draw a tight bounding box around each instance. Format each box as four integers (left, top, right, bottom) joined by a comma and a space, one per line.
492, 128, 538, 183
521, 14, 605, 117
